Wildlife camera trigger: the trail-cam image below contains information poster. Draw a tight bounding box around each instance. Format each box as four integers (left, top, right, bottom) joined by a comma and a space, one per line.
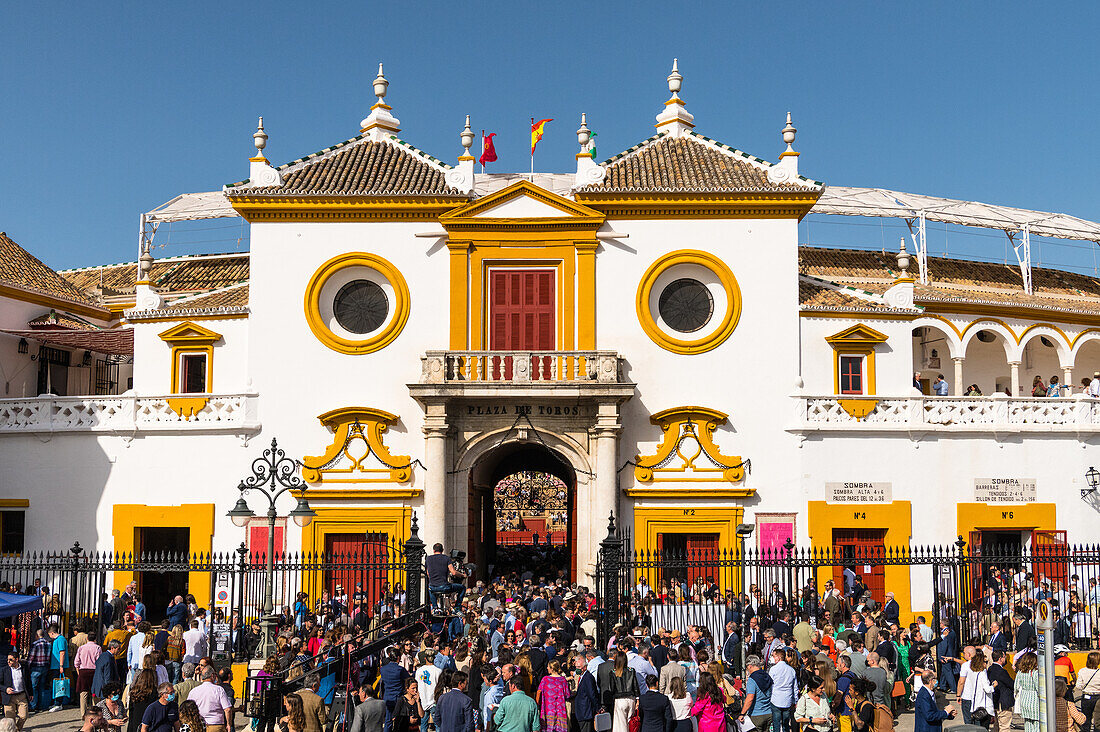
825, 482, 892, 503
974, 478, 1036, 503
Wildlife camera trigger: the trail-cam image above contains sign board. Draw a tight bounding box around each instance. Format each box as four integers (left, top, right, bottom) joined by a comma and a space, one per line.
974, 478, 1036, 503
214, 571, 231, 609
211, 622, 231, 660
1035, 600, 1055, 732
826, 482, 892, 503
1036, 599, 1052, 630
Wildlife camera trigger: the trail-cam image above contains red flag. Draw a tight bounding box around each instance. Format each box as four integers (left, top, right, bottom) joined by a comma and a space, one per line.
479, 132, 498, 166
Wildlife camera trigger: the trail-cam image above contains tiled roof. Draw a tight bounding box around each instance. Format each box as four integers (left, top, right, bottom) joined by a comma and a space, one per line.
0, 232, 100, 306
231, 136, 461, 196
799, 246, 1100, 316
799, 278, 898, 312
164, 283, 248, 311
582, 133, 821, 193
60, 253, 249, 300
27, 310, 99, 331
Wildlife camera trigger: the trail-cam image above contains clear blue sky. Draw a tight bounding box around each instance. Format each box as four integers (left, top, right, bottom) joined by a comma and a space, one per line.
2, 2, 1097, 272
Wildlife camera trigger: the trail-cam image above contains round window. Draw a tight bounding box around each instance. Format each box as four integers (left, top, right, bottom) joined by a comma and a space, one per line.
658, 278, 713, 333
333, 280, 389, 334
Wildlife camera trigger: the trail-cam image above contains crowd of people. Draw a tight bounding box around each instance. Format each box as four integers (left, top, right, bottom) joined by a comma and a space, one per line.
0, 546, 1096, 732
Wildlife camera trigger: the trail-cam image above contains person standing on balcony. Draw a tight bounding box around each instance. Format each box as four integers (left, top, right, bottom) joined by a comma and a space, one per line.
1032, 376, 1047, 397
933, 374, 949, 396
1047, 375, 1067, 397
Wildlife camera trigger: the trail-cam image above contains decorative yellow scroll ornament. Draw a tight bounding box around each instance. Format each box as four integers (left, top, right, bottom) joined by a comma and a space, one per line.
634, 406, 746, 484
302, 407, 412, 484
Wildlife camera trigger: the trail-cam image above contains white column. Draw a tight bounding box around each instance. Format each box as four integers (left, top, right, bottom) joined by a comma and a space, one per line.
1009, 361, 1021, 397
953, 357, 965, 396
1064, 367, 1073, 391
421, 403, 449, 550
584, 402, 621, 578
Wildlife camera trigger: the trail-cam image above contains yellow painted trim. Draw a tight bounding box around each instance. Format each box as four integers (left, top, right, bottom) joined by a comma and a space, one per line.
0, 500, 29, 508
166, 397, 210, 419
636, 250, 742, 355
158, 322, 223, 345
634, 406, 747, 484
457, 155, 476, 162
303, 252, 410, 355
956, 503, 1056, 539
160, 322, 221, 396
837, 399, 880, 419
226, 195, 469, 223
301, 506, 411, 554
248, 156, 267, 163
826, 324, 888, 395
779, 151, 801, 158
808, 501, 914, 624
1070, 328, 1100, 348
917, 314, 964, 340
440, 179, 606, 222
960, 317, 1021, 344
112, 504, 215, 607
448, 243, 470, 350
923, 301, 1100, 329
1016, 323, 1072, 350
632, 507, 745, 591
576, 242, 597, 350
301, 407, 413, 484
299, 488, 423, 499
575, 193, 821, 221
0, 283, 111, 320
625, 488, 754, 498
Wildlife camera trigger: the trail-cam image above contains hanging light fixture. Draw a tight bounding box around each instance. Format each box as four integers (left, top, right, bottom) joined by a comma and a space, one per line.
1083, 466, 1100, 500
17, 338, 28, 355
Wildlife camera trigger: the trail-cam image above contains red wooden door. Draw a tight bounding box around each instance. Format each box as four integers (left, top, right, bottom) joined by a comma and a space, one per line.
489, 270, 555, 379
1031, 530, 1068, 587
325, 532, 389, 616
832, 529, 887, 604
248, 521, 286, 563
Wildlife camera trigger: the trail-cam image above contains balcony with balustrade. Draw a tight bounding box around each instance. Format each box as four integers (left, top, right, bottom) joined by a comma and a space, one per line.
411, 350, 634, 401
794, 393, 1100, 435
0, 393, 261, 435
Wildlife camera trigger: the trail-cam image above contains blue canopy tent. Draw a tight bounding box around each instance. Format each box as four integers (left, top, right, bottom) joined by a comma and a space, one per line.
0, 593, 42, 618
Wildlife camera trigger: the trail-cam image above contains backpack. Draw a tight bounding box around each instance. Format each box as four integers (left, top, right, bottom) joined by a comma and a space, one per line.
872, 703, 894, 732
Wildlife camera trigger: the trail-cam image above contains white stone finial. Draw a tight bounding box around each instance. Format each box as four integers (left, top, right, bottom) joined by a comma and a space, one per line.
655, 59, 694, 137
896, 238, 911, 276
577, 113, 591, 148
460, 115, 474, 155
139, 246, 154, 278
782, 112, 797, 155
373, 63, 388, 102
361, 62, 401, 139
251, 116, 268, 160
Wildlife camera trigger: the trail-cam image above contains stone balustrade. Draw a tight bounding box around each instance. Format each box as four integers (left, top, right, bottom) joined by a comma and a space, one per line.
420, 350, 623, 384
0, 393, 260, 434
797, 393, 1100, 433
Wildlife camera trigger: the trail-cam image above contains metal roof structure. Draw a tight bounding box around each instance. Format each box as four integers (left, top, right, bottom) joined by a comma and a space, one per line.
810, 186, 1100, 294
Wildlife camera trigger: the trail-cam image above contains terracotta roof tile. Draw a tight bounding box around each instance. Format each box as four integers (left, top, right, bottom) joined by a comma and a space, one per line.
799, 279, 898, 311
27, 310, 99, 330
0, 232, 99, 306
240, 138, 460, 195
164, 283, 248, 311
584, 135, 814, 193
60, 254, 249, 300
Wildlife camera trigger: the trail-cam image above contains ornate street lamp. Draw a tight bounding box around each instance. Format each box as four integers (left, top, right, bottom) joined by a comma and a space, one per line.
229, 437, 314, 660
1083, 466, 1100, 500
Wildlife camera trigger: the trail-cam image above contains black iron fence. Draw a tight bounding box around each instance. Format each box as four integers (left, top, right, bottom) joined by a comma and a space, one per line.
596, 515, 1100, 651
0, 532, 422, 663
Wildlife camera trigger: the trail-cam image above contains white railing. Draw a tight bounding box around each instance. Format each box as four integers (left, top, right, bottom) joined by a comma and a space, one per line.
798, 394, 1100, 431
420, 351, 622, 384
0, 393, 260, 434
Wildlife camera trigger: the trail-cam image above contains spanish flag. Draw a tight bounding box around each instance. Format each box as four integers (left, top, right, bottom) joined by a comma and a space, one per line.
530, 118, 553, 155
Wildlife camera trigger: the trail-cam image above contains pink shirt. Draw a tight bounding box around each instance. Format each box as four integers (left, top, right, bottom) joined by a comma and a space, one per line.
690, 698, 726, 732
187, 681, 232, 724
74, 642, 101, 670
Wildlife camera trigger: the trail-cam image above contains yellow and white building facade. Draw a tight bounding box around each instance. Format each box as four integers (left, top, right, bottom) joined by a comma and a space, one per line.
1, 63, 1099, 618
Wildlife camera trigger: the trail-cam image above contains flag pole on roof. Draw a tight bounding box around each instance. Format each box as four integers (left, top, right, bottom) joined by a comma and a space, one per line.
530, 117, 552, 177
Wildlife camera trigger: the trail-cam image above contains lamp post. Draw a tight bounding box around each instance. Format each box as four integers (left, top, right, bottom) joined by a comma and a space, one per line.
228, 437, 315, 660
735, 522, 755, 678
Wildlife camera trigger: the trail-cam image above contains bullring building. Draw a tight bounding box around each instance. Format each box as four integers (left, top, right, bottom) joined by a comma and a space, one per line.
1, 62, 1099, 622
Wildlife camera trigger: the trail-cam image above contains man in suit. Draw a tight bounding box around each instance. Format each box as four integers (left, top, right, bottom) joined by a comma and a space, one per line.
914, 670, 956, 732
882, 592, 900, 627
745, 617, 762, 653
91, 640, 120, 701
721, 622, 741, 667
771, 611, 791, 641
986, 650, 1015, 732
1, 651, 31, 731
1012, 611, 1036, 652
935, 620, 959, 692
350, 682, 388, 732
988, 622, 1008, 654
862, 614, 880, 656
573, 653, 599, 732
297, 674, 329, 732
875, 630, 897, 671
436, 671, 475, 732
638, 675, 674, 732
649, 635, 670, 672
596, 653, 617, 711
526, 636, 549, 689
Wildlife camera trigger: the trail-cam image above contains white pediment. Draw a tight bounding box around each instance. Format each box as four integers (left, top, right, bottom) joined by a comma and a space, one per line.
471, 194, 571, 218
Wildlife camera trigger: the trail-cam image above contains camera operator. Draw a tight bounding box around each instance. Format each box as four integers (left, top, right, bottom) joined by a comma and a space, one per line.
426, 543, 468, 608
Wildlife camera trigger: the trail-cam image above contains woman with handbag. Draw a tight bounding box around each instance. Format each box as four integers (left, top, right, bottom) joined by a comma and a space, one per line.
968, 652, 995, 730
668, 677, 695, 732
795, 676, 833, 732
1074, 652, 1100, 732
1055, 678, 1086, 732
610, 651, 639, 732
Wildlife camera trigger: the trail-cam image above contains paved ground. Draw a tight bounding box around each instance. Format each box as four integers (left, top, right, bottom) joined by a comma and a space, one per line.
19, 706, 253, 730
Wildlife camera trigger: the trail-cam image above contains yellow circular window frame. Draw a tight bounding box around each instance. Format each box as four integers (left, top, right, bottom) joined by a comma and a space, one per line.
636, 249, 742, 355
304, 252, 410, 355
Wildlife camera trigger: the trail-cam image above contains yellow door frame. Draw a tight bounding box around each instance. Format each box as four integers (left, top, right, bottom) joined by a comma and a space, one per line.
112, 504, 215, 607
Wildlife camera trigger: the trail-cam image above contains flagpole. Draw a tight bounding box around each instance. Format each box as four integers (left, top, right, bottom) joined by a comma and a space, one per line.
481, 130, 485, 174
530, 117, 535, 179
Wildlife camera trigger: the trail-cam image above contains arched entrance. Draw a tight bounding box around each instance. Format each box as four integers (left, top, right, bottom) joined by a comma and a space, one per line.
468, 442, 577, 582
